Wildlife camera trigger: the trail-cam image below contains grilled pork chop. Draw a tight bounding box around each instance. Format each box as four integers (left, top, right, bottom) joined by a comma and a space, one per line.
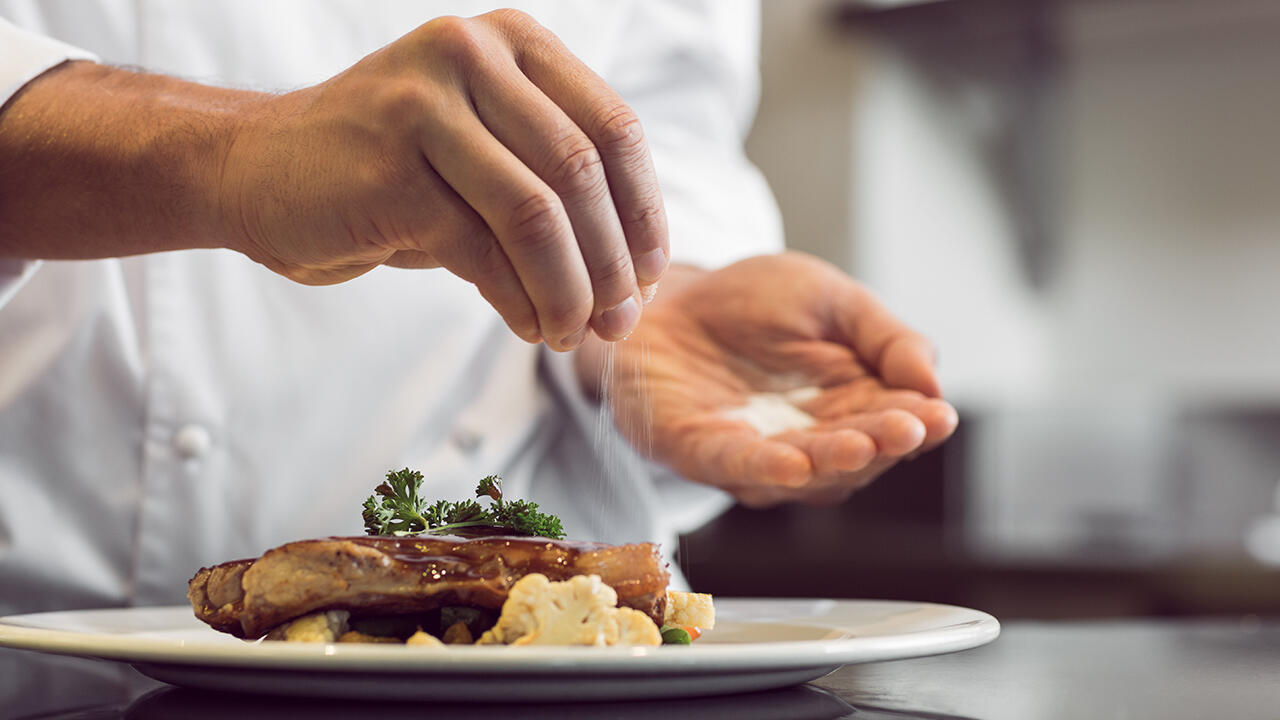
188, 535, 669, 638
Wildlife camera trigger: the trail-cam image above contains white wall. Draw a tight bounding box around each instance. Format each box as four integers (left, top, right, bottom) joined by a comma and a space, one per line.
745, 0, 859, 271
747, 0, 1280, 562
1056, 1, 1280, 403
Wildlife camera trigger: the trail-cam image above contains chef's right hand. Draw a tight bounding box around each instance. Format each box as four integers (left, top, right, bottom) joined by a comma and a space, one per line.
219, 10, 668, 348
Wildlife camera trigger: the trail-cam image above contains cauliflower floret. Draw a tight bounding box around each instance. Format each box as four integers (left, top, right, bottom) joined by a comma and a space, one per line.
665, 591, 715, 630
477, 573, 660, 646
405, 629, 445, 647
612, 606, 662, 645
264, 609, 350, 642
338, 630, 402, 643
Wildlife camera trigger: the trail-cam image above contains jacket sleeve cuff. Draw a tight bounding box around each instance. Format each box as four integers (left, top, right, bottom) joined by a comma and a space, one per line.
0, 17, 99, 108
0, 259, 42, 310
0, 18, 98, 310
654, 146, 785, 270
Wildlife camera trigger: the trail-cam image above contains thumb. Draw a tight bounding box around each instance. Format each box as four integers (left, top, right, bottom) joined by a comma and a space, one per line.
834, 282, 942, 398
878, 334, 942, 398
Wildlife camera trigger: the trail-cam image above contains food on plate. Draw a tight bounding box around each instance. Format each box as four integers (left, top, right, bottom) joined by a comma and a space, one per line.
665, 587, 715, 628
188, 469, 714, 646
475, 573, 661, 646
659, 588, 716, 644
360, 471, 565, 539
260, 578, 714, 647
189, 534, 671, 639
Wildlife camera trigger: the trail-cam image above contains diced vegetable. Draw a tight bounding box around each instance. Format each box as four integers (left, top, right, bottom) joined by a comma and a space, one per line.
661, 626, 692, 645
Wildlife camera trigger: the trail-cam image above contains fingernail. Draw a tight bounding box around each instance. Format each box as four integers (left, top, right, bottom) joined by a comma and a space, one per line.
559, 326, 588, 349
599, 296, 640, 340
633, 248, 667, 284
640, 283, 659, 305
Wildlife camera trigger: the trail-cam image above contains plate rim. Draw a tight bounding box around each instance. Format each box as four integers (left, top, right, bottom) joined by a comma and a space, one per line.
0, 598, 1001, 675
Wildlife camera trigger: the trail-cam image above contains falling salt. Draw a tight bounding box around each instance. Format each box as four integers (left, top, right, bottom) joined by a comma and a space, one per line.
590, 339, 653, 539
722, 386, 821, 437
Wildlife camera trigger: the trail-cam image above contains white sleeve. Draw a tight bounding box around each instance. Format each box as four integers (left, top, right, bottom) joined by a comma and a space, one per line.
0, 17, 98, 310
604, 0, 784, 270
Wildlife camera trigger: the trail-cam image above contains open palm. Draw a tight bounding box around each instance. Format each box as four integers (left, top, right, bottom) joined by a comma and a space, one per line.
598, 252, 957, 508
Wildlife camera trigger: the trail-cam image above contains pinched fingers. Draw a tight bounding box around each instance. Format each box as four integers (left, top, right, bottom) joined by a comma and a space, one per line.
390, 242, 543, 344
380, 150, 544, 343
468, 64, 643, 342
419, 102, 592, 350
406, 11, 666, 348
491, 11, 668, 314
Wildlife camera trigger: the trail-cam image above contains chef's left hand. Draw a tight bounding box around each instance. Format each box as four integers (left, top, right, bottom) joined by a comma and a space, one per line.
576, 251, 957, 507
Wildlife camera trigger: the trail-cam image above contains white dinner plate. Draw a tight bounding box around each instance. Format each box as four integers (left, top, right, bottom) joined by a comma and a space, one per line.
0, 599, 999, 701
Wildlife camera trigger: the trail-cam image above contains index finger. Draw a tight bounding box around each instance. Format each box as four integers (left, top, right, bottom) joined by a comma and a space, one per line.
493, 11, 670, 290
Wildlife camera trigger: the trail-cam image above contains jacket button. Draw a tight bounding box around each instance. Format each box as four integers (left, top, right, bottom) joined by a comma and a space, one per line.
173, 424, 213, 459
451, 428, 482, 454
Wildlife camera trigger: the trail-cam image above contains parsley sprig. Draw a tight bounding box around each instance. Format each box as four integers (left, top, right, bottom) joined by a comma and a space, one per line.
362, 469, 565, 539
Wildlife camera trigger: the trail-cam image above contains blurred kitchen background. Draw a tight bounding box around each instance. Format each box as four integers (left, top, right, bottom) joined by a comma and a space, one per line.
679, 0, 1280, 618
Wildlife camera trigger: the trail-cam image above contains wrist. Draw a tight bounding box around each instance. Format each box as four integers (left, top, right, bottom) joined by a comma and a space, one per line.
138, 70, 269, 254
206, 89, 277, 257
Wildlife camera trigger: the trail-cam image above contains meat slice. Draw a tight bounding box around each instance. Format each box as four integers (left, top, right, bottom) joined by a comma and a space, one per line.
188, 536, 670, 639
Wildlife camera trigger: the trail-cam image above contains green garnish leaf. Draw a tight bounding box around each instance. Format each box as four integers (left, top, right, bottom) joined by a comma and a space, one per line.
490, 498, 565, 539
476, 475, 503, 502
361, 469, 430, 536
362, 468, 565, 539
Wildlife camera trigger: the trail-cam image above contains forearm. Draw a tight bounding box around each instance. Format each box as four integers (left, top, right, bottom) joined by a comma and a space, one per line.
0, 60, 262, 259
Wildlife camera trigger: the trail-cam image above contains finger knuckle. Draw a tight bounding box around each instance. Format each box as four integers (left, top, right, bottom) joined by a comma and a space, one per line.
547, 139, 607, 199
476, 285, 538, 338
468, 234, 510, 282
505, 192, 569, 254
543, 297, 591, 336
422, 15, 488, 67
490, 295, 539, 336
882, 407, 918, 428
509, 318, 541, 342
625, 190, 666, 230
372, 80, 432, 130
590, 251, 633, 295
483, 7, 537, 32
481, 8, 555, 52
592, 104, 647, 156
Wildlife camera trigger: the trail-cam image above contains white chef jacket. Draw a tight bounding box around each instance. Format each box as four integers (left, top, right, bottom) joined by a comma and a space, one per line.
0, 1, 783, 614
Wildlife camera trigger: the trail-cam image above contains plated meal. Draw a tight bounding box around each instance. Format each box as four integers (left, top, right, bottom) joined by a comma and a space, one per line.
187, 470, 714, 647
1, 471, 999, 700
